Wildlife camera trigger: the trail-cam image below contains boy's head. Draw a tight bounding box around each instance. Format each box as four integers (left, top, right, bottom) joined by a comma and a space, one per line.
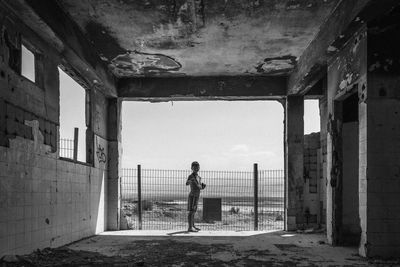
191, 161, 200, 172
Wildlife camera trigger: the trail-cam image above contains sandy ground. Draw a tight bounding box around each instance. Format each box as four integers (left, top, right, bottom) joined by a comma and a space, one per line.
122, 201, 284, 231
4, 230, 400, 266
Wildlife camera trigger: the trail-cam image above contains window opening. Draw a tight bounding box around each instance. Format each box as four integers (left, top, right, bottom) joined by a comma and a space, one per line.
21, 44, 35, 82
304, 100, 321, 134
58, 66, 87, 162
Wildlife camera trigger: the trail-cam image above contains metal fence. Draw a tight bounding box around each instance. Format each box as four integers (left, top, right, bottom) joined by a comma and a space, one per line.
59, 138, 74, 159
121, 165, 284, 231
59, 128, 79, 160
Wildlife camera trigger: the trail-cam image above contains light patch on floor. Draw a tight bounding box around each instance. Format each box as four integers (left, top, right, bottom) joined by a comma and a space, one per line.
99, 230, 278, 237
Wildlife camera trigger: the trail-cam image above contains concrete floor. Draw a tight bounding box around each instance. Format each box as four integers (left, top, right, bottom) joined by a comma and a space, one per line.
4, 230, 400, 266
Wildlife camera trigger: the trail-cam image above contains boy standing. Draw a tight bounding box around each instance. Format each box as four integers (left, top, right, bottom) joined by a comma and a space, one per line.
186, 161, 206, 232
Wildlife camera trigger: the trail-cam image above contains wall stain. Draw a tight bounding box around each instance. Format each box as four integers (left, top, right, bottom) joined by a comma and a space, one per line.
85, 20, 125, 61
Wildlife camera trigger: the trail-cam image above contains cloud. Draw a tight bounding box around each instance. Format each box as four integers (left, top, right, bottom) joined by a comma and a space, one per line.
230, 144, 250, 153
228, 144, 276, 159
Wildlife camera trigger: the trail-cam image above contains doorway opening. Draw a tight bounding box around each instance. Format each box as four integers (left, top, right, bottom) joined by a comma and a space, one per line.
333, 91, 361, 246
120, 100, 285, 231
340, 92, 361, 245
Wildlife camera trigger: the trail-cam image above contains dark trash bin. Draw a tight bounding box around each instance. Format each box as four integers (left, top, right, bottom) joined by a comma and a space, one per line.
203, 198, 222, 222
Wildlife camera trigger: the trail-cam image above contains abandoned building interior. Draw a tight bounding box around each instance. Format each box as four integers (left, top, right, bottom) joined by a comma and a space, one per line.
1, 0, 400, 263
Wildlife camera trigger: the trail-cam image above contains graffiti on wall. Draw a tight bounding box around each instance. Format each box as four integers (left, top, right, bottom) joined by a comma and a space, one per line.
95, 136, 107, 164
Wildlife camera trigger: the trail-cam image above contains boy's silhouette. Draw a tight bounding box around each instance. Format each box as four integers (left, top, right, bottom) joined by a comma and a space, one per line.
186, 161, 206, 232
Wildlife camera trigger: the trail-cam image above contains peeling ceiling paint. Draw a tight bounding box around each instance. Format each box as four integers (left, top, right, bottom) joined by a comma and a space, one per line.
110, 51, 182, 76
255, 55, 297, 75
58, 0, 340, 77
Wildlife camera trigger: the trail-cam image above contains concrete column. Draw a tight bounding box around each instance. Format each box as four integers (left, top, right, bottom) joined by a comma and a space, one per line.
325, 76, 340, 245
358, 18, 400, 257
107, 98, 122, 230
285, 96, 304, 231
319, 85, 328, 228
358, 74, 400, 257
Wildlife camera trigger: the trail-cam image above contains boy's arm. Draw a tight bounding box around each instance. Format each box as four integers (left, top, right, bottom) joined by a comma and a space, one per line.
198, 176, 205, 190
186, 175, 193, 186
194, 177, 203, 189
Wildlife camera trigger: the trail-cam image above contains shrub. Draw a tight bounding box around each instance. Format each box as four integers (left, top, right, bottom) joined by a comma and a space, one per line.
162, 210, 175, 218
132, 200, 153, 213
142, 200, 153, 211
275, 213, 284, 221
230, 207, 240, 214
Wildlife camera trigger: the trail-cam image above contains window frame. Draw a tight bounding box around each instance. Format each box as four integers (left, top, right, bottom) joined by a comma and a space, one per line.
58, 64, 93, 166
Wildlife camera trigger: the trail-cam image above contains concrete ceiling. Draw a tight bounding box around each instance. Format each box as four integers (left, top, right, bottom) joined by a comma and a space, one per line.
57, 0, 340, 78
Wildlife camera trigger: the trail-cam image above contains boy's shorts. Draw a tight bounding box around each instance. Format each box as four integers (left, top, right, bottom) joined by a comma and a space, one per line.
187, 195, 199, 212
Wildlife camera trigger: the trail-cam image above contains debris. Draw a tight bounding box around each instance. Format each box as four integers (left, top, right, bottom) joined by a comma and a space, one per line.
1, 255, 19, 263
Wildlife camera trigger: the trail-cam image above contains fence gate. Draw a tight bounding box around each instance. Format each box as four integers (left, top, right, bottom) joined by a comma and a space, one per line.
121, 165, 284, 231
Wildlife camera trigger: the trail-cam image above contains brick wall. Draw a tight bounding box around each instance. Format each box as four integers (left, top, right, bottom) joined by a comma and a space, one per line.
0, 132, 106, 256
359, 74, 400, 257
302, 132, 323, 228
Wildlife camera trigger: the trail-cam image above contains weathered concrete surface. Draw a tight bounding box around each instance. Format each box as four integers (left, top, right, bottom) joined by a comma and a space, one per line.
318, 84, 328, 228
0, 1, 115, 257
285, 96, 304, 231
326, 25, 367, 247
288, 0, 400, 96
118, 76, 286, 101
5, 0, 117, 97
302, 133, 322, 228
4, 230, 398, 266
359, 14, 400, 253
107, 99, 122, 231
358, 74, 400, 257
56, 0, 339, 77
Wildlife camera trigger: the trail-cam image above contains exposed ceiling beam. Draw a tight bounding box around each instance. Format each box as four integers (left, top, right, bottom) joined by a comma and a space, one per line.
7, 0, 117, 97
118, 76, 287, 102
287, 0, 400, 95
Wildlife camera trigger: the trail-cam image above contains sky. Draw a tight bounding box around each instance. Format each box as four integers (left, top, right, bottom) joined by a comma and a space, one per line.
59, 67, 87, 162
121, 100, 320, 171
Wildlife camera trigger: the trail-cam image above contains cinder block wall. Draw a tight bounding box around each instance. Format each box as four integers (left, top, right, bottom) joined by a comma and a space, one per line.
0, 5, 111, 256
302, 132, 324, 228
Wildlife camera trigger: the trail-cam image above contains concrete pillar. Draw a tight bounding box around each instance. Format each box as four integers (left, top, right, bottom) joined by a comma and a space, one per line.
358, 17, 400, 257
285, 96, 304, 231
107, 98, 122, 230
358, 76, 400, 257
325, 75, 342, 245
319, 84, 328, 227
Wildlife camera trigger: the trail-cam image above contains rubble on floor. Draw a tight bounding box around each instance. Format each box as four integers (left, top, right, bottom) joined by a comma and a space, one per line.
1, 231, 400, 267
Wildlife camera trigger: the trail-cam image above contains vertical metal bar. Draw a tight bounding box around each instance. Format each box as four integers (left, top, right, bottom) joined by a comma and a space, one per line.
137, 165, 142, 230
254, 163, 258, 231
73, 127, 79, 161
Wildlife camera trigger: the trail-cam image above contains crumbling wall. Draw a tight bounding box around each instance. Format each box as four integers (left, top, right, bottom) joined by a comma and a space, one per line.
326, 13, 400, 256
326, 25, 367, 245
319, 96, 328, 226
0, 4, 112, 256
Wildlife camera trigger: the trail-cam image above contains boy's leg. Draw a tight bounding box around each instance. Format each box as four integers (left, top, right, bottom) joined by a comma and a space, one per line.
188, 211, 197, 232
187, 195, 197, 232
192, 197, 200, 231
188, 211, 193, 229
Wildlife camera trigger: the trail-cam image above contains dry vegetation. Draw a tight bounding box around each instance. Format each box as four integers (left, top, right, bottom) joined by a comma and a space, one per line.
121, 200, 284, 231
